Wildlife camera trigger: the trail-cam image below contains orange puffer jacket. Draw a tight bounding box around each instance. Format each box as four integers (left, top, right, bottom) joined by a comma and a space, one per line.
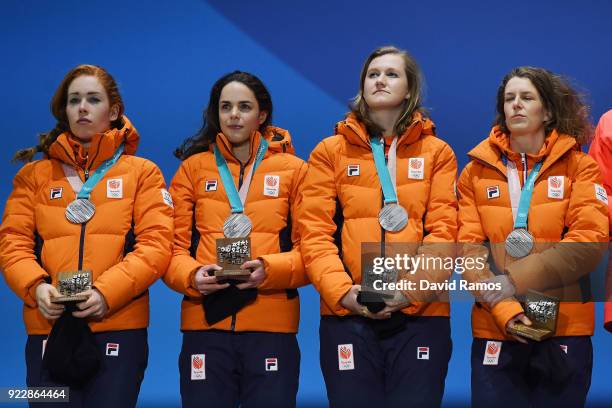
164, 126, 308, 333
588, 110, 612, 332
0, 116, 174, 335
458, 126, 609, 340
298, 113, 458, 317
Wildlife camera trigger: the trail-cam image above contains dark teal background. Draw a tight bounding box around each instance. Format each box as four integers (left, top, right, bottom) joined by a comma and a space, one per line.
1, 1, 611, 406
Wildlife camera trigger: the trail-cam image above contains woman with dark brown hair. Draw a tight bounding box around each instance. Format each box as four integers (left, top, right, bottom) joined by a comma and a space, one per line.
0, 64, 173, 407
458, 66, 607, 407
299, 46, 458, 407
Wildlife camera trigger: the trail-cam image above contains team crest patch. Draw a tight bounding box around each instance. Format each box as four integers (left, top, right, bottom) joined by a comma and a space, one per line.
205, 179, 218, 192
486, 185, 500, 199
417, 346, 430, 360
408, 158, 425, 180
483, 341, 502, 365
595, 184, 608, 205
50, 187, 63, 200
265, 358, 278, 371
263, 175, 280, 197
338, 344, 354, 371
347, 164, 360, 177
191, 354, 206, 380
107, 178, 123, 199
547, 176, 564, 199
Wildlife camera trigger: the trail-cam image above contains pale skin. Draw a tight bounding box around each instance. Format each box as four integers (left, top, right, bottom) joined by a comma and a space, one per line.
194, 81, 269, 296
35, 74, 120, 320
340, 53, 413, 318
479, 76, 551, 342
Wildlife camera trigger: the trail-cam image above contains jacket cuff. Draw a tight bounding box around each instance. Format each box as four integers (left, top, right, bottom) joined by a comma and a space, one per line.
491, 300, 524, 335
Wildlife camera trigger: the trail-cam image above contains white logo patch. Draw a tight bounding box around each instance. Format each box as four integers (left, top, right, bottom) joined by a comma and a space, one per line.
265, 358, 278, 371
106, 178, 123, 199
486, 185, 500, 199
263, 175, 280, 197
408, 158, 425, 180
205, 180, 217, 192
338, 344, 355, 371
547, 176, 564, 200
560, 344, 568, 354
105, 343, 119, 357
161, 189, 173, 208
595, 184, 609, 205
483, 341, 502, 365
417, 346, 430, 360
191, 354, 206, 380
50, 187, 63, 200
347, 164, 360, 177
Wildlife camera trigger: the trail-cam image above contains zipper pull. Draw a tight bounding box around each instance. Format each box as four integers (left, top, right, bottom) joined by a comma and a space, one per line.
84, 168, 89, 181
520, 153, 527, 185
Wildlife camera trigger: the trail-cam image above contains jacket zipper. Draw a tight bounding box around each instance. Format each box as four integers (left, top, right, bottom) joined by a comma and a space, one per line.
520, 153, 527, 186
77, 169, 89, 271
230, 162, 247, 332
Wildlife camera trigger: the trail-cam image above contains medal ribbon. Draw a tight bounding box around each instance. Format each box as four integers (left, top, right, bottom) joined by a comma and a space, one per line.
214, 136, 269, 214
370, 137, 399, 204
61, 143, 124, 198
503, 156, 542, 229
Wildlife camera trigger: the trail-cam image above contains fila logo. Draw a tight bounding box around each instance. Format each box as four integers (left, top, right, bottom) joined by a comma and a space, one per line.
265, 358, 278, 372
408, 158, 425, 179
483, 341, 502, 365
347, 164, 360, 177
547, 176, 564, 200
205, 180, 218, 192
338, 344, 355, 371
595, 184, 609, 205
486, 185, 500, 199
107, 178, 123, 199
105, 343, 119, 357
417, 346, 430, 360
263, 175, 280, 197
50, 187, 63, 200
191, 354, 206, 380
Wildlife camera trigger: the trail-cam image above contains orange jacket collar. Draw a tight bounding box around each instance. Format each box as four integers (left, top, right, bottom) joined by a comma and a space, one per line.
468, 126, 579, 176
336, 112, 435, 148
48, 115, 139, 169
213, 126, 295, 165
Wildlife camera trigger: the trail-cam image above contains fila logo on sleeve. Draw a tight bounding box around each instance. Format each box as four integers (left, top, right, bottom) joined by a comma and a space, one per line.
265, 357, 278, 372
338, 344, 355, 370
191, 354, 206, 380
483, 341, 502, 365
50, 187, 63, 200
347, 164, 360, 177
105, 343, 119, 357
417, 346, 430, 360
486, 185, 500, 199
205, 179, 218, 192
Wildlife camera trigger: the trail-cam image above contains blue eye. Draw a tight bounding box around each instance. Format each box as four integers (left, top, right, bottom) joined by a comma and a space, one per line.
68, 98, 80, 104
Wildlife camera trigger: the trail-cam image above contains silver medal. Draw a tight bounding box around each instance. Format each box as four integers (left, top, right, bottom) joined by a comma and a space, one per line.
65, 199, 95, 224
505, 229, 534, 258
223, 213, 252, 238
378, 203, 408, 232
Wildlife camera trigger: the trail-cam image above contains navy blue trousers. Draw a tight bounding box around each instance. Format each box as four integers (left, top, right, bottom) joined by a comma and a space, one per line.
179, 330, 300, 408
319, 316, 452, 408
25, 329, 148, 408
471, 336, 593, 408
